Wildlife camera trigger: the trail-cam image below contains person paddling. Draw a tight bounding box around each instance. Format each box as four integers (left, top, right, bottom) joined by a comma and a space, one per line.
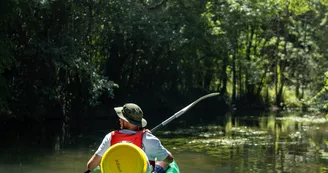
86, 103, 174, 173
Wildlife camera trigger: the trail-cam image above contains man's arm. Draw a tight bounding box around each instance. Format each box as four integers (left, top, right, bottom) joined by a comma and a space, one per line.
162, 151, 174, 163
87, 133, 111, 171
156, 151, 174, 170
87, 154, 102, 171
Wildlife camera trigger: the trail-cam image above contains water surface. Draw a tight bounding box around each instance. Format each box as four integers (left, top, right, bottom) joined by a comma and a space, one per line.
1, 112, 328, 173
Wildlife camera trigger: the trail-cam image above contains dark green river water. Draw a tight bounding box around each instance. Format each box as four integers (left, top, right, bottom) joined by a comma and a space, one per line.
1, 111, 328, 173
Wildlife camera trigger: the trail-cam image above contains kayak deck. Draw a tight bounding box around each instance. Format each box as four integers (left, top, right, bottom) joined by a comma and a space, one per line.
166, 160, 180, 173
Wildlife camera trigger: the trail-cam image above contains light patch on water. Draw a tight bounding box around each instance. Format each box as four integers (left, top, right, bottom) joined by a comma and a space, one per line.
276, 116, 328, 124
189, 138, 249, 146
288, 131, 302, 139
199, 132, 223, 138
275, 141, 298, 145
320, 149, 328, 160
161, 129, 198, 135
230, 126, 268, 136
301, 125, 321, 131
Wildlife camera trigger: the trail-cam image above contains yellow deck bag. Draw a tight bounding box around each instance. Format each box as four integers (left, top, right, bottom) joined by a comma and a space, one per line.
100, 142, 148, 173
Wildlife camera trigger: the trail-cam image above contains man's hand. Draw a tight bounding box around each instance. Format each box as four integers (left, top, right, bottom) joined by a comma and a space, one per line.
144, 129, 152, 134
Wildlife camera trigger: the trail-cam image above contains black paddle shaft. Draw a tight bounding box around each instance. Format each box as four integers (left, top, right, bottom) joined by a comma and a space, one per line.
150, 92, 220, 132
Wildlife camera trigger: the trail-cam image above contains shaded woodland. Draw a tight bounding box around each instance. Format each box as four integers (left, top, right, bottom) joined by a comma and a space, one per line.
1, 0, 328, 120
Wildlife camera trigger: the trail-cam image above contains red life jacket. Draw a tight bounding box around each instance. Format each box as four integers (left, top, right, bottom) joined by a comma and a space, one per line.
110, 130, 156, 171
110, 130, 144, 147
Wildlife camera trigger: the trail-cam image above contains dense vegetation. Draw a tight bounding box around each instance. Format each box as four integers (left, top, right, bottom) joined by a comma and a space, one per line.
1, 0, 328, 119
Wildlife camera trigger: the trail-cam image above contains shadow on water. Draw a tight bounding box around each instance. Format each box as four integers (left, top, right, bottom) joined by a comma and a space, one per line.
0, 116, 103, 173
0, 117, 94, 164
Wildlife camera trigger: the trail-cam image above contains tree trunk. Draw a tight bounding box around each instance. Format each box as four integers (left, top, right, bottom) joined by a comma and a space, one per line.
232, 29, 238, 103
220, 52, 228, 96
256, 39, 269, 96
245, 25, 254, 97
274, 14, 281, 107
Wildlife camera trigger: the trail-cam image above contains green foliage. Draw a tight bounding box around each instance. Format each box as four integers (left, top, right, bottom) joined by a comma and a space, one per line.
306, 71, 328, 111
0, 0, 115, 118
0, 41, 12, 74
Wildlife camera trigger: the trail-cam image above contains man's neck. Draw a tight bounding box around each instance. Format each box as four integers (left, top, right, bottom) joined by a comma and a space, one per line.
122, 126, 139, 131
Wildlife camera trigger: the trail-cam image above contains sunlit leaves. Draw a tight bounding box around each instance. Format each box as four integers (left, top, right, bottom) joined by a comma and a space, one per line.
201, 2, 224, 36
289, 0, 311, 15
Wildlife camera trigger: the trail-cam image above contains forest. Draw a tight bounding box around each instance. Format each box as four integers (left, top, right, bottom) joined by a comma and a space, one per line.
1, 0, 328, 120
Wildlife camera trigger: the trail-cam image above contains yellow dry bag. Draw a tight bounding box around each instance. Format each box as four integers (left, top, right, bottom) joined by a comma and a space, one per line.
100, 142, 148, 173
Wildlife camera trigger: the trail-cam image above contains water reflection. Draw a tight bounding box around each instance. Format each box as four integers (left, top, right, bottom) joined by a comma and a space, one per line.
158, 112, 328, 173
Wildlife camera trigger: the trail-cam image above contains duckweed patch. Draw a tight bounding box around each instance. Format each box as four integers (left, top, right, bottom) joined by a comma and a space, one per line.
230, 126, 268, 136
276, 116, 328, 124
189, 138, 249, 146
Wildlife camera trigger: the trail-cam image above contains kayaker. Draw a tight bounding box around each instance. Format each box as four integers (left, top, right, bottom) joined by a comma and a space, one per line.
86, 103, 174, 173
